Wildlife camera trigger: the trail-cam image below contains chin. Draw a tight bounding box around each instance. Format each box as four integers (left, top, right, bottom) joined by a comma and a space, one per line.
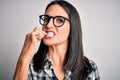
43, 40, 56, 46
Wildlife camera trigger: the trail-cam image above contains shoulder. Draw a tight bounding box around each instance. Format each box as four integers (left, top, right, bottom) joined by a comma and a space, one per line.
87, 60, 100, 80
89, 60, 98, 72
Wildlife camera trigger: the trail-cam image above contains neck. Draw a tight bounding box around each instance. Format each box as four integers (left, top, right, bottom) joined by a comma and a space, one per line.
48, 42, 68, 66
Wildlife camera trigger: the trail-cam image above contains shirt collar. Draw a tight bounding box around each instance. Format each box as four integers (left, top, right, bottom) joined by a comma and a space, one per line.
43, 55, 72, 79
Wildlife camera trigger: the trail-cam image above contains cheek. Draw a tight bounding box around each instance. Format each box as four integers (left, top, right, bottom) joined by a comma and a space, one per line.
59, 25, 70, 39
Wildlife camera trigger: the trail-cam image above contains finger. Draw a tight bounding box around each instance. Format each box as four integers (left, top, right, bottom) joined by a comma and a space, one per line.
33, 27, 39, 32
32, 27, 47, 40
40, 30, 47, 36
33, 27, 43, 33
34, 27, 47, 35
36, 31, 46, 40
31, 31, 43, 41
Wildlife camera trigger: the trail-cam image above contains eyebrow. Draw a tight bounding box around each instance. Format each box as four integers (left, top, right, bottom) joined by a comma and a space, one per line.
44, 14, 69, 19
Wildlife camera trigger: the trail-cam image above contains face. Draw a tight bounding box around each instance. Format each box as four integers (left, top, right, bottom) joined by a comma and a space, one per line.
42, 4, 70, 46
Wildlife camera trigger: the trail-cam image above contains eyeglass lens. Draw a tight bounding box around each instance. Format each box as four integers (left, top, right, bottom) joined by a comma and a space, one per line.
39, 15, 67, 27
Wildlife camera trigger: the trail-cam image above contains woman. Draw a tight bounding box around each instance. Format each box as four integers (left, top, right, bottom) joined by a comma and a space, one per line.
14, 0, 100, 80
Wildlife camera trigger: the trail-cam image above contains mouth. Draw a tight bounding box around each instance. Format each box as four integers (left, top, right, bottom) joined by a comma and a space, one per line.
44, 31, 55, 38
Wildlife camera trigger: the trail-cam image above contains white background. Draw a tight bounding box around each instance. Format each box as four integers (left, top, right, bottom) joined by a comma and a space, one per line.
0, 0, 120, 80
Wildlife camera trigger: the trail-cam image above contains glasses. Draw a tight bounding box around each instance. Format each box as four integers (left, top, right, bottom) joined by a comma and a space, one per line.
39, 14, 70, 27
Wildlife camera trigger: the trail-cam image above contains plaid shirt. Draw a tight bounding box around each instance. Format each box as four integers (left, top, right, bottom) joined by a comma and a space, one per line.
28, 57, 100, 80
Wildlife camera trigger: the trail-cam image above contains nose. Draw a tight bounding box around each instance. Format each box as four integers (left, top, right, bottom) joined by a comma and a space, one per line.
46, 18, 54, 28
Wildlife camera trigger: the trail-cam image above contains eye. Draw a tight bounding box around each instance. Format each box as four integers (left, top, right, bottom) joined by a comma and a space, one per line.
43, 18, 49, 23
39, 15, 50, 25
42, 16, 49, 22
55, 17, 65, 23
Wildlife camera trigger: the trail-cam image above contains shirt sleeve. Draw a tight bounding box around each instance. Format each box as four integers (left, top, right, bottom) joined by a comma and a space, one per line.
87, 60, 100, 80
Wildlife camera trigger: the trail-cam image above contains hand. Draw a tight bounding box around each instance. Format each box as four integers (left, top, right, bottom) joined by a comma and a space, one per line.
20, 27, 46, 62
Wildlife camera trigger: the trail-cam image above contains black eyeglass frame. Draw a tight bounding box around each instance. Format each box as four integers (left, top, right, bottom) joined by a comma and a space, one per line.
39, 14, 70, 27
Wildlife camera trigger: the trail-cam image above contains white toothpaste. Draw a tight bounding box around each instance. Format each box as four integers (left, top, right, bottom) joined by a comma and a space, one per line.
46, 32, 55, 37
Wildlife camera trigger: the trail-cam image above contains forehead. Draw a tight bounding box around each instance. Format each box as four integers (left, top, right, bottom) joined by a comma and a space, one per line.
45, 4, 69, 18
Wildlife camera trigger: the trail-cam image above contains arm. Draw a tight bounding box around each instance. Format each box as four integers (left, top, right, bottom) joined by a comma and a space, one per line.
13, 27, 46, 80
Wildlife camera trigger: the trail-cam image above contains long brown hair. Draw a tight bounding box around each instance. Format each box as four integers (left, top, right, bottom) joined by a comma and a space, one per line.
33, 0, 92, 80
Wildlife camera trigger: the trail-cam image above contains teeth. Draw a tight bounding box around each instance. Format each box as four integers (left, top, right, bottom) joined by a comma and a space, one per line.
46, 32, 55, 37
